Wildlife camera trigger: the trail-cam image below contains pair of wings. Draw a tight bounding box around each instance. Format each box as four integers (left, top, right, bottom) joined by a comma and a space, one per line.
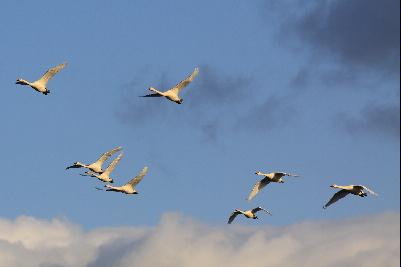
143, 67, 199, 97
227, 207, 271, 224
35, 62, 67, 85
82, 152, 124, 178
66, 146, 122, 170
247, 172, 299, 201
323, 185, 378, 209
93, 146, 123, 167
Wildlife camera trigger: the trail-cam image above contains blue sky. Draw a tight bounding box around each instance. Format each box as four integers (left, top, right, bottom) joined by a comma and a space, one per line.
0, 0, 399, 231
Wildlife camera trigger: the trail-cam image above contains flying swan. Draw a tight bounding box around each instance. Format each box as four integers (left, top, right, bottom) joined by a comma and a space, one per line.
141, 67, 199, 104
16, 62, 67, 95
80, 152, 124, 183
323, 184, 378, 209
103, 166, 148, 194
66, 146, 122, 174
228, 207, 272, 224
247, 171, 299, 201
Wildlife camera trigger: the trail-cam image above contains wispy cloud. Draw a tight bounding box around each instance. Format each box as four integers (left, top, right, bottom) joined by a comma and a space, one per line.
0, 212, 399, 267
117, 65, 297, 141
337, 103, 400, 139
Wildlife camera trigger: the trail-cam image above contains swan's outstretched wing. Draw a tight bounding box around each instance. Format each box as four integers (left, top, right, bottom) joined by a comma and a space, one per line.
247, 178, 270, 201
36, 62, 67, 85
276, 172, 299, 177
323, 189, 350, 209
94, 146, 123, 166
126, 166, 148, 187
103, 153, 124, 175
361, 185, 378, 196
251, 207, 272, 215
169, 67, 199, 94
227, 210, 242, 224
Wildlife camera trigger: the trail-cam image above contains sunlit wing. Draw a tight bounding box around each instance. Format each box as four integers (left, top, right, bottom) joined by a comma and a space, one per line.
247, 178, 270, 201
103, 152, 124, 175
95, 146, 123, 165
168, 67, 199, 94
323, 189, 350, 209
36, 62, 67, 85
126, 166, 148, 187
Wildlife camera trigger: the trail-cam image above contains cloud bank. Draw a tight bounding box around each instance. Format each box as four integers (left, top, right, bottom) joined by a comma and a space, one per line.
0, 212, 399, 267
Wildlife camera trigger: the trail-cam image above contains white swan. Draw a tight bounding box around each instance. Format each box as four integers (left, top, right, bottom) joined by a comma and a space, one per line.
247, 171, 299, 201
16, 62, 67, 95
103, 166, 148, 194
66, 146, 122, 174
141, 67, 199, 104
228, 207, 272, 224
323, 184, 378, 209
80, 152, 124, 183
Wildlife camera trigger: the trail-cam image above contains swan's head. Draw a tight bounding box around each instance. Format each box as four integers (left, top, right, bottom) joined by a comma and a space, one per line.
15, 78, 27, 85
330, 184, 338, 188
255, 171, 262, 175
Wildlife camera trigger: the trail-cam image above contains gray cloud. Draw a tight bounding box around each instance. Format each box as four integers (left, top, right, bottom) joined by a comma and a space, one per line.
337, 103, 400, 139
262, 0, 400, 88
0, 212, 399, 267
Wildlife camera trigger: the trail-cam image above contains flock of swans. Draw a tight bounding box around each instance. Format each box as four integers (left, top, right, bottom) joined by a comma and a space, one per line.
16, 62, 378, 224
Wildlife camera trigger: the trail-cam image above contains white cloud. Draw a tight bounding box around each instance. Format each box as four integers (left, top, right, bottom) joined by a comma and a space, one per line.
0, 212, 399, 267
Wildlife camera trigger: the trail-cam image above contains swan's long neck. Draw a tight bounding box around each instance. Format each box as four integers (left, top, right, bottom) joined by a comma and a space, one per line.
149, 87, 164, 96
105, 184, 117, 190
16, 79, 31, 86
76, 162, 89, 168
332, 184, 348, 190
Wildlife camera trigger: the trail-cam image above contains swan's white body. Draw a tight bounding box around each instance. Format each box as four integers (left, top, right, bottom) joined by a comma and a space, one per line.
323, 184, 378, 209
247, 171, 299, 201
228, 207, 272, 224
142, 68, 199, 104
66, 146, 122, 174
81, 152, 124, 183
16, 62, 67, 95
104, 166, 148, 194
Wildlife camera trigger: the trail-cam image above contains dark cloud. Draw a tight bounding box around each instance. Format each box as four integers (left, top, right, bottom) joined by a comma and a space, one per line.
282, 0, 399, 72
337, 103, 400, 139
262, 0, 400, 88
